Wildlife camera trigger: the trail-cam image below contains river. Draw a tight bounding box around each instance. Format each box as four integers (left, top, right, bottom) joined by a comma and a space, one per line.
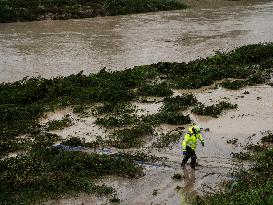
1, 0, 273, 83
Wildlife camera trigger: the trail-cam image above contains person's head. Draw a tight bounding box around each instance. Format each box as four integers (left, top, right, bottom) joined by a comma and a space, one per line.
189, 124, 201, 134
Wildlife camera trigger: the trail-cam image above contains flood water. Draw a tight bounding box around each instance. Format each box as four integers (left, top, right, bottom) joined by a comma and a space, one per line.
43, 84, 273, 205
1, 0, 273, 83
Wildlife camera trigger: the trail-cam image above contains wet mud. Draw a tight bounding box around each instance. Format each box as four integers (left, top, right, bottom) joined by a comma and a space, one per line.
42, 83, 273, 205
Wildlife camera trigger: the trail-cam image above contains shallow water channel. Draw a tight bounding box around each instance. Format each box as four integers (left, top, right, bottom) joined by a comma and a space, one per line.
1, 0, 273, 82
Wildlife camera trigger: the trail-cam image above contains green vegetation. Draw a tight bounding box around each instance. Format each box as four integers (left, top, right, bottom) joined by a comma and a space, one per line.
231, 151, 252, 160
109, 195, 121, 203
192, 101, 238, 117
95, 113, 139, 128
220, 79, 247, 90
94, 102, 136, 115
138, 82, 173, 97
152, 189, 158, 196
61, 136, 85, 147
161, 93, 197, 112
261, 131, 273, 143
152, 131, 181, 148
109, 123, 154, 148
0, 0, 187, 23
172, 173, 183, 180
1, 43, 273, 203
0, 148, 143, 204
226, 138, 238, 144
151, 112, 191, 125
195, 145, 273, 205
45, 114, 73, 131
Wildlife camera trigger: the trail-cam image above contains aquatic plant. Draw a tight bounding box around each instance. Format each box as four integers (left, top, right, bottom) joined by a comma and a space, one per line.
152, 131, 182, 148
220, 79, 247, 90
61, 136, 85, 147
109, 194, 121, 203
192, 101, 237, 117
109, 123, 154, 148
172, 173, 183, 180
152, 189, 158, 196
95, 113, 139, 128
0, 148, 143, 204
261, 131, 273, 143
230, 151, 252, 160
161, 93, 198, 112
137, 81, 173, 97
143, 111, 191, 125
45, 114, 73, 131
226, 138, 238, 144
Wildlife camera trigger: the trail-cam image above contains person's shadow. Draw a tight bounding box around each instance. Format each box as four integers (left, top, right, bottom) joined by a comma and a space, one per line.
179, 167, 197, 205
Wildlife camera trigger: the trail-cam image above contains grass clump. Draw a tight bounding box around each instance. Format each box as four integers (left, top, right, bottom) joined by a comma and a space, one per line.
155, 43, 273, 89
0, 0, 187, 23
261, 131, 273, 143
144, 112, 191, 125
95, 102, 136, 115
161, 93, 198, 112
152, 189, 158, 196
153, 131, 181, 148
192, 101, 237, 117
0, 148, 143, 204
109, 194, 121, 203
227, 138, 238, 144
138, 82, 173, 97
231, 151, 252, 160
220, 79, 247, 90
109, 123, 154, 148
245, 144, 267, 152
155, 112, 191, 125
45, 114, 73, 131
172, 173, 183, 180
95, 114, 139, 128
61, 136, 85, 147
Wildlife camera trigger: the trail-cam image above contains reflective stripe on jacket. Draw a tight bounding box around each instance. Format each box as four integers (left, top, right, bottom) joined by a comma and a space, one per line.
182, 132, 204, 151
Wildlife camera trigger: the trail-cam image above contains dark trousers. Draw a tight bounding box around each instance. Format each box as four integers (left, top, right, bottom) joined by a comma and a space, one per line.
182, 146, 197, 168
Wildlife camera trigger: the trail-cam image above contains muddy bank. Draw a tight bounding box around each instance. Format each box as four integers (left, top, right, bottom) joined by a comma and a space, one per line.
1, 0, 273, 82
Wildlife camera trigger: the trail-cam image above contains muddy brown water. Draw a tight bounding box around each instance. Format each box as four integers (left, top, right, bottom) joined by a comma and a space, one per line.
1, 0, 273, 83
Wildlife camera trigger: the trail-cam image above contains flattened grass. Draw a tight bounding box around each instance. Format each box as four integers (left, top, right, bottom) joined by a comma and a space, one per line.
0, 148, 143, 204
192, 101, 237, 117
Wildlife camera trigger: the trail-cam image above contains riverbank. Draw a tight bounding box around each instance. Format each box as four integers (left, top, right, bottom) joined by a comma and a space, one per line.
0, 0, 186, 23
0, 43, 273, 204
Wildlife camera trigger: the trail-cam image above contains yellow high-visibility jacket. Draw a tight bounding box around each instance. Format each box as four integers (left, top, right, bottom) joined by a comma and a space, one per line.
182, 132, 204, 151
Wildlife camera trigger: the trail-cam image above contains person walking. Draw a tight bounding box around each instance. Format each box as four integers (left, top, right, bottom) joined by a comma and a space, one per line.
181, 124, 204, 169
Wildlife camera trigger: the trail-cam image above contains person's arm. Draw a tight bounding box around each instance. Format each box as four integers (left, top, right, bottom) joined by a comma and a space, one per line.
182, 134, 189, 152
198, 134, 205, 146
